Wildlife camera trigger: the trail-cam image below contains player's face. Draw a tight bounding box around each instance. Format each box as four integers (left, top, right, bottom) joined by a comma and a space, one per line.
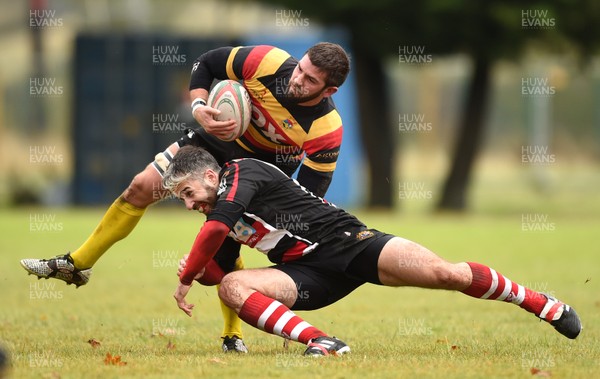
288, 55, 337, 104
174, 173, 219, 215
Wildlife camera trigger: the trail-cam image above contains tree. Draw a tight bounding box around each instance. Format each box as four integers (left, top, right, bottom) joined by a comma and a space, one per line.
250, 0, 428, 207
251, 0, 600, 210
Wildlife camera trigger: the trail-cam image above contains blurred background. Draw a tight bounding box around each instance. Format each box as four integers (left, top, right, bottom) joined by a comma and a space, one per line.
1, 0, 599, 214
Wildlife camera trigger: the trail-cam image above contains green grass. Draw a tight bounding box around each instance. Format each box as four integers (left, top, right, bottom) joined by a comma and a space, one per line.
1, 206, 599, 379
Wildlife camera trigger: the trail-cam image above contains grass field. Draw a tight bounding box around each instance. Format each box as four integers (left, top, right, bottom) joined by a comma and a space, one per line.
1, 191, 599, 378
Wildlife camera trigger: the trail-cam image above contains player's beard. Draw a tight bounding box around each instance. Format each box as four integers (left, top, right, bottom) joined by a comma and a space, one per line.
286, 84, 326, 104
196, 181, 218, 215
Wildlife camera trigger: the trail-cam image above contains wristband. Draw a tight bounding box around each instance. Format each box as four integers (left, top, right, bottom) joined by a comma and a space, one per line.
191, 98, 207, 114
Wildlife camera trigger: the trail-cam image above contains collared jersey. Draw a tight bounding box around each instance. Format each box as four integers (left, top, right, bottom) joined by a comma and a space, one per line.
190, 45, 342, 175
207, 158, 365, 264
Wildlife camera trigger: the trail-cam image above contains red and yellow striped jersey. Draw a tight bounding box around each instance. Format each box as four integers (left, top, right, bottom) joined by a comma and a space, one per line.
190, 45, 342, 177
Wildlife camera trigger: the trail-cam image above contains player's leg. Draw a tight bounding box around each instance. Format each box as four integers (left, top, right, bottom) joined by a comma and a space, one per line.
218, 267, 351, 356
208, 238, 247, 353
20, 141, 181, 286
375, 237, 581, 339
70, 157, 172, 268
20, 128, 228, 285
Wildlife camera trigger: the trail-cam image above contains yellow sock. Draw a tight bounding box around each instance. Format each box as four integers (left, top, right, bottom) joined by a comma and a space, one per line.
70, 196, 146, 268
219, 256, 245, 339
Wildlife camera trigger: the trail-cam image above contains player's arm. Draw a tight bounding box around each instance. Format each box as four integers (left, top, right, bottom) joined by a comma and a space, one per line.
174, 202, 245, 317
298, 105, 343, 197
188, 47, 238, 137
179, 220, 231, 286
180, 159, 269, 284
296, 165, 333, 198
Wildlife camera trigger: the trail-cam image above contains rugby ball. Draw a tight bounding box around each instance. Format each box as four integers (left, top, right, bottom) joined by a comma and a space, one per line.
207, 80, 252, 141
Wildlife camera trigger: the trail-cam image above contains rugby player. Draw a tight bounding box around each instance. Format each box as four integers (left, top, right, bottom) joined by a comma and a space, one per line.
21, 43, 351, 353
165, 145, 582, 356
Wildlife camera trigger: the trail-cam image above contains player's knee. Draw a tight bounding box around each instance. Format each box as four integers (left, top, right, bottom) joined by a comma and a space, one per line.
432, 263, 467, 289
218, 273, 242, 307
122, 169, 160, 207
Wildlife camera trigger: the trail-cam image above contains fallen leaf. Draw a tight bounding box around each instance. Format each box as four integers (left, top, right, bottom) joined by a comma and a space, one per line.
451, 345, 459, 350
208, 357, 226, 365
104, 352, 127, 366
87, 338, 101, 348
166, 340, 176, 350
531, 367, 552, 377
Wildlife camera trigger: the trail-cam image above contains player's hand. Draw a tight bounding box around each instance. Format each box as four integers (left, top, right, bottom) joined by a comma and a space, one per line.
174, 282, 194, 317
177, 254, 189, 277
193, 106, 237, 140
177, 254, 205, 280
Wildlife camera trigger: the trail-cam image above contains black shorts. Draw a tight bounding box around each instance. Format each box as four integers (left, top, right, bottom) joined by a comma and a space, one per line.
272, 230, 394, 311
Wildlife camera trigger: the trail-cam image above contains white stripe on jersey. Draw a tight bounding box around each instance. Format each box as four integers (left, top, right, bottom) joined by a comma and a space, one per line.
229, 212, 317, 255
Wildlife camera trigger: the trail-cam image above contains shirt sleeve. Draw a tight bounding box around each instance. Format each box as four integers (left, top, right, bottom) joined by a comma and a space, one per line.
179, 220, 230, 285
296, 165, 333, 198
189, 47, 233, 91
189, 45, 288, 90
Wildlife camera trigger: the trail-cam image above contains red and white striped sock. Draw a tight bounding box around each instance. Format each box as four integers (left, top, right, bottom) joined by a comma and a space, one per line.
238, 291, 327, 344
462, 262, 550, 317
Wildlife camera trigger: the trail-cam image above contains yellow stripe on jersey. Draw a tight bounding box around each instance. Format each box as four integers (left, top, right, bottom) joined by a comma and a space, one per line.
252, 48, 291, 79
235, 139, 255, 153
302, 158, 337, 173
225, 46, 242, 80
305, 110, 342, 141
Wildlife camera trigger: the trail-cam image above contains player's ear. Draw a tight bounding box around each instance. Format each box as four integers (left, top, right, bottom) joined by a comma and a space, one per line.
322, 86, 338, 98
204, 169, 219, 185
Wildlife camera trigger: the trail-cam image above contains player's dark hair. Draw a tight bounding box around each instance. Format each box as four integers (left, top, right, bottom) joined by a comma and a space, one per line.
306, 42, 350, 88
162, 146, 220, 192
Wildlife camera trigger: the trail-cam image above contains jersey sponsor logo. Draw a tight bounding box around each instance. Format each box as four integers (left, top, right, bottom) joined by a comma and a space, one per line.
250, 88, 268, 103
230, 218, 257, 244
251, 103, 286, 143
282, 119, 294, 129
217, 174, 228, 196
356, 230, 375, 241
312, 151, 340, 160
